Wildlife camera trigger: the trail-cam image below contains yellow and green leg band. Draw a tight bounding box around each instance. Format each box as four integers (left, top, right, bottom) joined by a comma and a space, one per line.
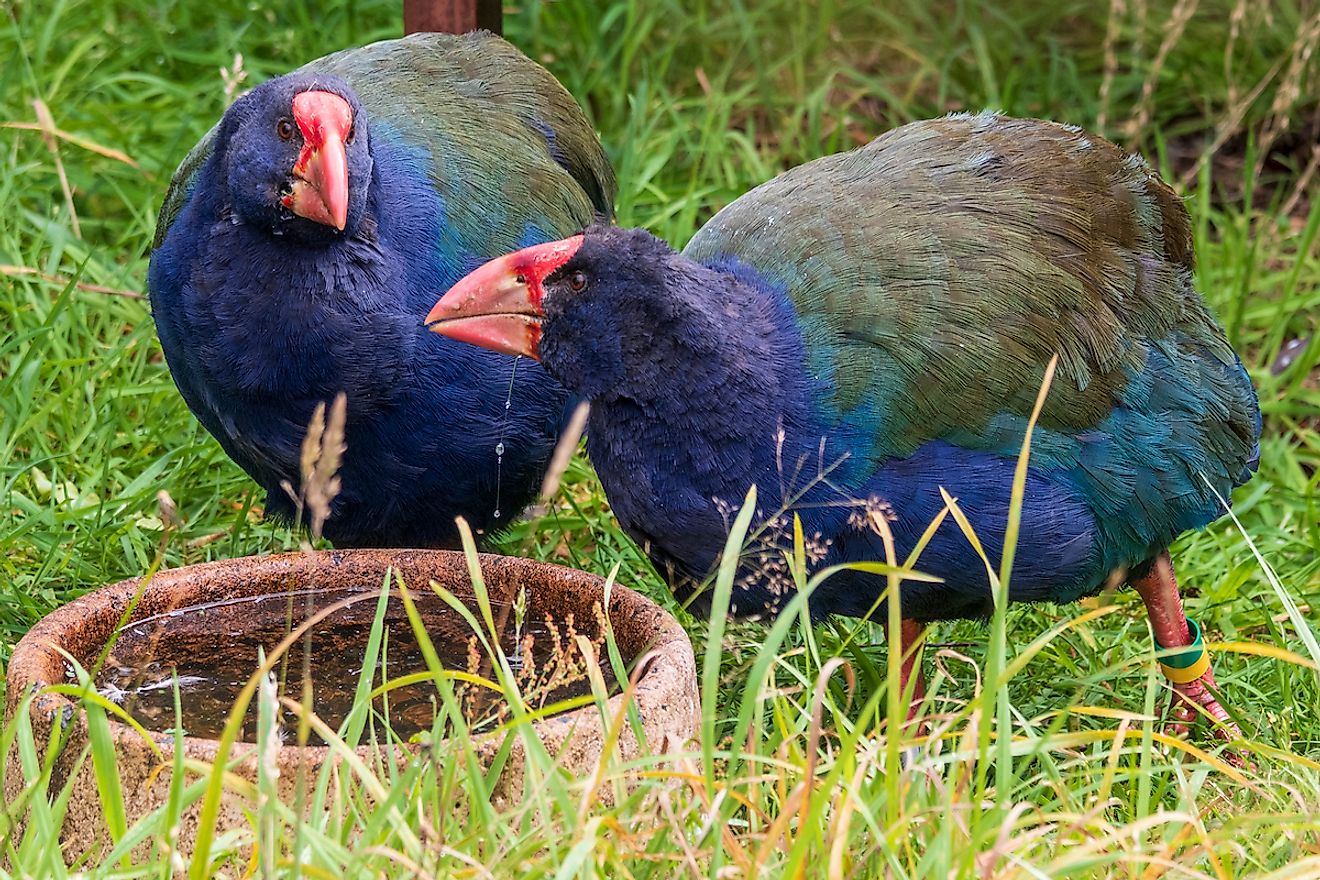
1155, 619, 1211, 684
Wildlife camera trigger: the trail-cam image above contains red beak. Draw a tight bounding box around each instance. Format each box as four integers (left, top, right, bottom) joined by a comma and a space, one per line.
425, 236, 584, 359
282, 90, 352, 231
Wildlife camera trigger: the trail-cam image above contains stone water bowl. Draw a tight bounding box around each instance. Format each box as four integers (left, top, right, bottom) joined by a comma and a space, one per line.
4, 549, 698, 857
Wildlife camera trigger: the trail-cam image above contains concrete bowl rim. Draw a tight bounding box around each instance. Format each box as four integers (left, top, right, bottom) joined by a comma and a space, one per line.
6, 548, 693, 762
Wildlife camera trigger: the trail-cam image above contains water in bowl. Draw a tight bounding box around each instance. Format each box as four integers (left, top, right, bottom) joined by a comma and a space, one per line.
95, 587, 616, 744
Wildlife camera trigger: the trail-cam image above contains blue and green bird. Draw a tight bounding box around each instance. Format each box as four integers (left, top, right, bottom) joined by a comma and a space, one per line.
430, 112, 1261, 744
148, 32, 614, 547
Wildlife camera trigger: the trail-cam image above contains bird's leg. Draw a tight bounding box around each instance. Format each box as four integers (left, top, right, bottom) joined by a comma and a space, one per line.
1130, 552, 1242, 742
884, 617, 928, 769
883, 618, 926, 727
897, 618, 927, 726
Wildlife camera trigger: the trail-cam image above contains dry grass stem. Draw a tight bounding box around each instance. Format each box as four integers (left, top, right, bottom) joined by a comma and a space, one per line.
31, 99, 80, 239
1125, 0, 1199, 147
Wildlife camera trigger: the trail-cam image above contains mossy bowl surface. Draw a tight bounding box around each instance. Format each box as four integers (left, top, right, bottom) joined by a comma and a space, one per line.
4, 549, 698, 859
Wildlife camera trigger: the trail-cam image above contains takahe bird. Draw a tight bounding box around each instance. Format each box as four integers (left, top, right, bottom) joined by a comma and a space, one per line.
428, 112, 1261, 742
148, 32, 614, 547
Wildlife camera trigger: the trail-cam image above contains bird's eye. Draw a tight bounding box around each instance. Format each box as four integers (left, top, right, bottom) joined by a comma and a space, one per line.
345, 124, 355, 145
277, 119, 295, 140
568, 271, 588, 292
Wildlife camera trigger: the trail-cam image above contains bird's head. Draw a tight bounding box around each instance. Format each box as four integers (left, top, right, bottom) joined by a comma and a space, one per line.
425, 226, 679, 399
221, 73, 372, 242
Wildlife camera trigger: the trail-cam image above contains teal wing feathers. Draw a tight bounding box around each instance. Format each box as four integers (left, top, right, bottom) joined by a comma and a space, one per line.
683, 112, 1257, 480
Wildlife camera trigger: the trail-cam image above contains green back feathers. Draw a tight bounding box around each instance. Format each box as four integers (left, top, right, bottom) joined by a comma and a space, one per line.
684, 112, 1240, 463
153, 31, 615, 251
153, 127, 218, 249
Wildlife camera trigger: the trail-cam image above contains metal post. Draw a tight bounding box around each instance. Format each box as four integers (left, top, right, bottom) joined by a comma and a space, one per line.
403, 0, 502, 36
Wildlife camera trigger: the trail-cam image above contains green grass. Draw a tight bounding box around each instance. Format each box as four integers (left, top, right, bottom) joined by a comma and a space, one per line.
2, 0, 1319, 876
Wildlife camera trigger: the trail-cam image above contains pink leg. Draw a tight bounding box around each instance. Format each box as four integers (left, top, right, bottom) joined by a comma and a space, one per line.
885, 617, 926, 731
886, 617, 928, 768
1130, 553, 1242, 742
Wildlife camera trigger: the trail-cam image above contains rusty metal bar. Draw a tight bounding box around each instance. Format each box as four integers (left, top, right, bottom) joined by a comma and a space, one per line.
403, 0, 502, 36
